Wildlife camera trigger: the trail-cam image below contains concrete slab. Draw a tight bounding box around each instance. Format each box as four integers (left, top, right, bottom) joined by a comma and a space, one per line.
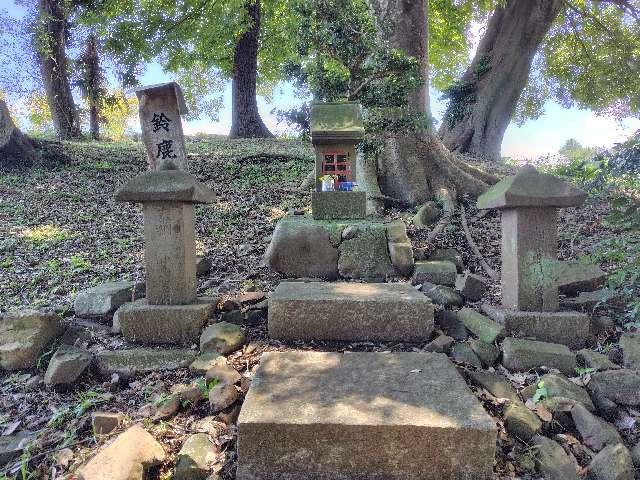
237, 351, 497, 480
268, 282, 434, 342
482, 304, 590, 350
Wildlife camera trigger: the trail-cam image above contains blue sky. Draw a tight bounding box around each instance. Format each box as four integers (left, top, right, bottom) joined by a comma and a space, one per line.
3, 1, 639, 159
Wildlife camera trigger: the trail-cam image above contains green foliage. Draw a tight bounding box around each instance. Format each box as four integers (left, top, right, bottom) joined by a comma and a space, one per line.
195, 377, 220, 398
532, 381, 548, 403
575, 366, 596, 376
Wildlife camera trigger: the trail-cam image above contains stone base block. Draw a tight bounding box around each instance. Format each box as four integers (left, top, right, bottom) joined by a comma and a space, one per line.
312, 191, 366, 220
237, 351, 497, 480
482, 304, 590, 350
268, 282, 434, 342
117, 298, 216, 344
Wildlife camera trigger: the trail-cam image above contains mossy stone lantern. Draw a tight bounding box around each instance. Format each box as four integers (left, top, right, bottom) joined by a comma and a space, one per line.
477, 165, 586, 312
310, 102, 367, 220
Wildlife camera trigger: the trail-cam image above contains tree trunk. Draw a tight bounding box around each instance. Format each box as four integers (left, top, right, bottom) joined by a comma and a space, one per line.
36, 0, 81, 140
229, 0, 273, 138
85, 33, 101, 140
439, 0, 563, 160
363, 0, 497, 208
0, 100, 39, 168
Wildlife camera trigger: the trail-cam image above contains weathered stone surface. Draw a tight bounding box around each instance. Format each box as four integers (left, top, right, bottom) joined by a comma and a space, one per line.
388, 242, 414, 277
421, 283, 464, 308
587, 369, 640, 406
504, 401, 541, 441
532, 435, 580, 480
413, 202, 441, 227
424, 335, 454, 354
556, 261, 607, 296
264, 217, 339, 280
587, 444, 634, 480
268, 282, 434, 342
209, 383, 238, 413
577, 349, 620, 371
44, 345, 92, 387
456, 273, 488, 302
429, 249, 464, 273
338, 223, 394, 281
0, 431, 34, 464
92, 412, 124, 435
237, 351, 496, 480
458, 308, 505, 344
470, 339, 500, 367
412, 261, 457, 286
467, 371, 519, 402
175, 433, 217, 480
571, 403, 622, 452
95, 349, 196, 379
482, 304, 590, 350
619, 333, 640, 370
385, 220, 410, 244
502, 338, 576, 374
200, 322, 245, 355
74, 281, 145, 317
62, 319, 111, 345
205, 365, 242, 385
77, 425, 166, 480
477, 164, 586, 210
436, 310, 468, 341
562, 289, 614, 312
529, 374, 595, 411
117, 298, 215, 344
311, 102, 364, 141
630, 442, 640, 467
0, 309, 62, 370
451, 343, 482, 368
189, 352, 226, 374
311, 191, 366, 220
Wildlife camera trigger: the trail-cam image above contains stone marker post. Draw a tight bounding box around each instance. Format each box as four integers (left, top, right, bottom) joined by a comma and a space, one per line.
477, 165, 586, 311
113, 161, 218, 344
135, 82, 189, 171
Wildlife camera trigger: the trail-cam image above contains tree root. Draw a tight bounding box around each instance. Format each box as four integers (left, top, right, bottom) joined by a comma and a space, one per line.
425, 187, 455, 244
460, 203, 499, 281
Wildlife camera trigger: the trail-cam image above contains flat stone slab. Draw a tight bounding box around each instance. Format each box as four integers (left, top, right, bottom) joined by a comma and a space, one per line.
95, 349, 196, 379
482, 304, 590, 350
237, 351, 496, 480
74, 281, 145, 317
502, 337, 576, 375
116, 298, 216, 344
312, 191, 366, 220
268, 282, 434, 342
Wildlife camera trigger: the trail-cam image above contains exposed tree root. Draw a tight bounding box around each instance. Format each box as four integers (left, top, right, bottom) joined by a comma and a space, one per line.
425, 187, 455, 244
460, 203, 499, 280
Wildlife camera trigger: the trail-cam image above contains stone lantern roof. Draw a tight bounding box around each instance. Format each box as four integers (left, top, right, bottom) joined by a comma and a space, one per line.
311, 102, 365, 143
477, 164, 586, 210
133, 82, 189, 116
115, 161, 216, 204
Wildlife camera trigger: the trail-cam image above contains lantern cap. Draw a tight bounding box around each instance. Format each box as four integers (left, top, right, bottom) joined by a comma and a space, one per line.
311, 102, 364, 143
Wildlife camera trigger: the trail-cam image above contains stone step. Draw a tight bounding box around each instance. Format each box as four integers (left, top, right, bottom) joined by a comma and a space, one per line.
237, 351, 496, 480
268, 282, 434, 342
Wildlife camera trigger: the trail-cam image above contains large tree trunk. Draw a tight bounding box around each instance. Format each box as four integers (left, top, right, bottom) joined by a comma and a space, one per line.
0, 100, 39, 168
84, 33, 101, 140
365, 0, 497, 208
439, 0, 563, 160
229, 0, 273, 138
36, 0, 81, 140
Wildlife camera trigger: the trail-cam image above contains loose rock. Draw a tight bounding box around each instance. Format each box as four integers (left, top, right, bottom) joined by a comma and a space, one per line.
175, 433, 217, 480
456, 273, 488, 302
91, 412, 124, 435
532, 434, 580, 480
587, 443, 634, 480
412, 261, 457, 286
502, 337, 576, 375
208, 383, 238, 413
457, 308, 505, 344
205, 365, 242, 385
200, 322, 246, 355
189, 352, 227, 375
504, 401, 541, 441
577, 349, 620, 372
571, 403, 623, 451
44, 345, 92, 387
467, 371, 519, 402
619, 333, 640, 370
424, 335, 454, 354
470, 339, 500, 368
451, 343, 482, 368
421, 283, 464, 308
74, 281, 144, 317
587, 369, 640, 406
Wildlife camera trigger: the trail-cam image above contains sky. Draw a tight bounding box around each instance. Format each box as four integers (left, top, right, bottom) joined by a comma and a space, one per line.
3, 1, 640, 160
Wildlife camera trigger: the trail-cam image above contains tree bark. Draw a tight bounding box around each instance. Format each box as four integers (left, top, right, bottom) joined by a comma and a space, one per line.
439, 0, 563, 160
36, 0, 81, 140
363, 0, 497, 208
84, 33, 101, 140
229, 0, 273, 138
0, 100, 39, 168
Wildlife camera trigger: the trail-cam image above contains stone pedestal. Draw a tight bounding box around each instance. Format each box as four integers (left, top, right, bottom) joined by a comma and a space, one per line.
115, 162, 216, 344
143, 202, 197, 305
501, 207, 558, 311
311, 191, 366, 220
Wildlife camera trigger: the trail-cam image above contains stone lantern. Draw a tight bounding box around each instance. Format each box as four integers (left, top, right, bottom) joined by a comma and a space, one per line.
114, 160, 217, 344
134, 82, 189, 171
478, 164, 587, 311
311, 102, 367, 220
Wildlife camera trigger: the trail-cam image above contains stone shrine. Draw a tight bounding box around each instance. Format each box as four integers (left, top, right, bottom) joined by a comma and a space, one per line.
135, 82, 189, 171
477, 165, 592, 348
113, 160, 217, 344
310, 102, 367, 220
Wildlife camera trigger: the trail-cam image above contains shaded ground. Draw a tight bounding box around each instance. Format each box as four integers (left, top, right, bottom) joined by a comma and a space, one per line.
0, 135, 634, 479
